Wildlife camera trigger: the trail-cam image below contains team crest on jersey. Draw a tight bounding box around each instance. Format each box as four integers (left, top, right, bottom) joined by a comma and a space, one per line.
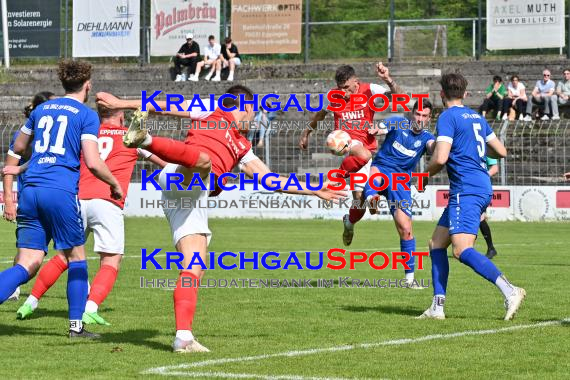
414, 140, 422, 148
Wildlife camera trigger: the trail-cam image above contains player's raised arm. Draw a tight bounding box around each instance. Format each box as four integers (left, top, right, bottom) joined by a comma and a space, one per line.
82, 140, 123, 200
375, 62, 404, 97
96, 92, 193, 119
240, 156, 347, 202
299, 109, 327, 150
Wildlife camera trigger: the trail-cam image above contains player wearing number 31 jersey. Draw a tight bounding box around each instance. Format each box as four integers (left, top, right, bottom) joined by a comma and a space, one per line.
0, 60, 123, 339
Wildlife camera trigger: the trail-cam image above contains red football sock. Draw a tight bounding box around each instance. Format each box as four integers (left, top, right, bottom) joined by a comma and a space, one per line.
87, 265, 118, 306
339, 155, 369, 175
174, 271, 200, 331
349, 204, 367, 224
31, 255, 68, 300
148, 137, 200, 168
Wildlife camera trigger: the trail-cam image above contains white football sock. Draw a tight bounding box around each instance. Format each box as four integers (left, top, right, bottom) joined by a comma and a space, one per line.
70, 320, 83, 333
495, 275, 516, 298
176, 330, 194, 341
25, 295, 39, 310
85, 300, 98, 313
432, 295, 445, 314
405, 272, 415, 282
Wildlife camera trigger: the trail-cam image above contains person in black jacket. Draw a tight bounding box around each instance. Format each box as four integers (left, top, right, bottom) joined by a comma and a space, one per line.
216, 37, 241, 82
174, 33, 200, 82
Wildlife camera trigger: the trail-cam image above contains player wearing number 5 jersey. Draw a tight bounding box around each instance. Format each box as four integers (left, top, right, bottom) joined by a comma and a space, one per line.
0, 60, 123, 339
418, 73, 525, 321
16, 104, 166, 325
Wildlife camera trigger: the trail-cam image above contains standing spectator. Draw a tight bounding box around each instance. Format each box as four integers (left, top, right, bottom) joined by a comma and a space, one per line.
174, 33, 200, 82
479, 76, 507, 120
524, 69, 560, 121
190, 35, 221, 82
218, 37, 241, 82
502, 75, 527, 121
556, 68, 570, 109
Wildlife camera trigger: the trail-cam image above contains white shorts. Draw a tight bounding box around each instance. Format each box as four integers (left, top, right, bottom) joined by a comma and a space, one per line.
81, 199, 125, 255
353, 159, 372, 192
223, 57, 241, 68
159, 164, 212, 247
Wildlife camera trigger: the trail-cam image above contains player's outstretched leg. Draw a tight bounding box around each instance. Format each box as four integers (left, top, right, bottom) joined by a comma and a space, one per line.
83, 253, 120, 326
392, 209, 422, 289
123, 108, 149, 147
17, 253, 68, 319
417, 226, 449, 319
479, 219, 497, 259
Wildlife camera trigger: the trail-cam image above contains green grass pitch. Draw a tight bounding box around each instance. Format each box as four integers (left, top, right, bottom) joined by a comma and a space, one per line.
0, 218, 568, 379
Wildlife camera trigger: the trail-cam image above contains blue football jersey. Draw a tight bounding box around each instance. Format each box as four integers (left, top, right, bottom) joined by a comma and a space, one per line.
374, 116, 435, 174
8, 130, 27, 190
436, 105, 495, 195
20, 97, 100, 194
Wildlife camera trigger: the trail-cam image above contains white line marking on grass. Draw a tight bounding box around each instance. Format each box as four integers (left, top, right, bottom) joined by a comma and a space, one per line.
143, 318, 569, 377
155, 372, 361, 380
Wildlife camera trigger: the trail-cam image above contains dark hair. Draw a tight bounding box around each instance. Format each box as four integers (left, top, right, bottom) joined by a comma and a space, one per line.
97, 101, 123, 121
564, 69, 570, 74
439, 73, 468, 100
493, 75, 502, 83
222, 85, 254, 109
24, 91, 55, 118
58, 59, 92, 93
208, 35, 215, 41
225, 37, 232, 44
511, 75, 519, 81
335, 65, 356, 86
412, 98, 433, 113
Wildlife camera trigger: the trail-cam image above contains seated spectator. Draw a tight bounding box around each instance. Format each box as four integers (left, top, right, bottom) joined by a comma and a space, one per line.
190, 35, 221, 82
174, 33, 200, 82
556, 68, 570, 108
247, 104, 278, 148
524, 69, 560, 121
479, 76, 507, 120
502, 75, 527, 121
220, 37, 241, 82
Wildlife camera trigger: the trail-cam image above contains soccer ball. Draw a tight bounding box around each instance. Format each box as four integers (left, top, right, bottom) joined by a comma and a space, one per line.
326, 130, 352, 156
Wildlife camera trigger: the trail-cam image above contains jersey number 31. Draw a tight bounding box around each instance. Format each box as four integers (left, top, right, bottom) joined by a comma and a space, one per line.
35, 115, 68, 155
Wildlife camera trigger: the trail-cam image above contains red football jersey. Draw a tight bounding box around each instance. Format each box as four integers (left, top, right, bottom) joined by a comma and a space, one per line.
184, 107, 252, 195
330, 82, 377, 151
79, 124, 139, 209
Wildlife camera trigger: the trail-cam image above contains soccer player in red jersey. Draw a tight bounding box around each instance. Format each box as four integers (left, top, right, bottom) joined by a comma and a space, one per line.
15, 103, 166, 324
299, 62, 405, 244
96, 85, 346, 353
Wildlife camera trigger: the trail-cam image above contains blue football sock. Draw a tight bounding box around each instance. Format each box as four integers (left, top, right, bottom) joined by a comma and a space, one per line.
430, 248, 449, 296
401, 238, 416, 274
0, 264, 29, 303
459, 247, 501, 283
67, 260, 88, 321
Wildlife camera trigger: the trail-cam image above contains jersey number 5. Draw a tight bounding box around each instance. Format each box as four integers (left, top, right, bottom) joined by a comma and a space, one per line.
35, 115, 68, 155
472, 123, 485, 158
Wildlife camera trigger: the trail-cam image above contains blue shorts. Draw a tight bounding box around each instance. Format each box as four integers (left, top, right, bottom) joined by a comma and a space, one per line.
16, 186, 85, 252
363, 165, 413, 218
437, 193, 492, 235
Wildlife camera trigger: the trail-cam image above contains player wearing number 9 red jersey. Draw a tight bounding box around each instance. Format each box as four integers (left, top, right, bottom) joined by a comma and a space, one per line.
0, 60, 123, 339
15, 104, 166, 326
96, 85, 346, 353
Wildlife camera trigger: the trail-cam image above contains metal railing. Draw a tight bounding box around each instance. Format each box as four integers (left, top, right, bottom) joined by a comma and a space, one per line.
2, 120, 570, 187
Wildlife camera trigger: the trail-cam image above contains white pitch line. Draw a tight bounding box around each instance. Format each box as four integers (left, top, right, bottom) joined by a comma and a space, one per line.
154, 371, 364, 380
143, 318, 569, 377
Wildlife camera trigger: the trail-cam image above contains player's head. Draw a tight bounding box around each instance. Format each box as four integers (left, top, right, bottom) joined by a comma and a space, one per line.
335, 65, 359, 97
223, 85, 255, 131
58, 59, 92, 102
439, 73, 468, 104
410, 98, 433, 133
24, 91, 56, 118
97, 102, 124, 126
208, 35, 215, 46
493, 75, 502, 84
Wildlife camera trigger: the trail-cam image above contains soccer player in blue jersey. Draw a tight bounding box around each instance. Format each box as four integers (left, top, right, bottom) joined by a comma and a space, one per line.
0, 60, 123, 338
343, 99, 435, 287
418, 73, 525, 320
3, 91, 56, 301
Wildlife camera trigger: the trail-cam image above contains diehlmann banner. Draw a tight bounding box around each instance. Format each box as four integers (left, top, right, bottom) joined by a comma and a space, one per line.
150, 0, 220, 56
73, 0, 140, 57
0, 0, 60, 57
487, 0, 565, 49
231, 0, 302, 54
